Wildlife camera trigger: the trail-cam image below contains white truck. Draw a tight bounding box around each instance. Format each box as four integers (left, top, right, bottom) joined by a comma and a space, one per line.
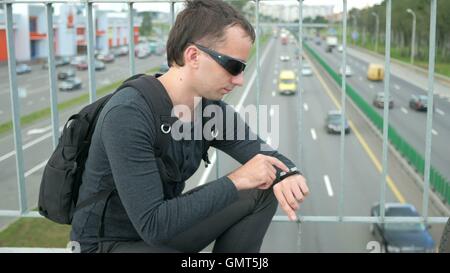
326, 36, 338, 52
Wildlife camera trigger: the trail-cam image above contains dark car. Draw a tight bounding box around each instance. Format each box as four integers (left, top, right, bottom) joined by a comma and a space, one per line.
370, 203, 435, 253
57, 69, 76, 80
59, 77, 82, 91
159, 63, 169, 74
373, 92, 394, 109
16, 64, 32, 74
409, 95, 428, 111
325, 110, 350, 134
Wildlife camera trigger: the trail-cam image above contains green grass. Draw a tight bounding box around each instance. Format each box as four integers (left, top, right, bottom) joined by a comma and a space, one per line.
0, 218, 71, 248
0, 36, 271, 249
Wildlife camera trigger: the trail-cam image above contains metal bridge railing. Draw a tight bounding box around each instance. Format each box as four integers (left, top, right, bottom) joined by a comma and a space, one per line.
0, 0, 448, 240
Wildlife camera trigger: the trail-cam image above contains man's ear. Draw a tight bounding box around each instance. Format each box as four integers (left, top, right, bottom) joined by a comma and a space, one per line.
184, 45, 200, 68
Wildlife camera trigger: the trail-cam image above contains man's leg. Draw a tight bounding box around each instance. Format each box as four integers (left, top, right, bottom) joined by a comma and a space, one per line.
165, 188, 278, 253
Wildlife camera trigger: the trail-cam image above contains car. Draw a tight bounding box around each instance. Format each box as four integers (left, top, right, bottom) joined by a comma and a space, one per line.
278, 70, 297, 95
370, 203, 435, 253
96, 53, 115, 63
75, 61, 88, 70
59, 77, 82, 91
325, 110, 350, 134
42, 58, 65, 69
339, 65, 352, 77
373, 92, 394, 109
57, 69, 76, 80
159, 63, 169, 74
367, 63, 384, 81
409, 95, 429, 111
70, 55, 87, 66
279, 55, 290, 62
301, 63, 313, 76
337, 45, 343, 52
95, 60, 106, 71
16, 64, 32, 74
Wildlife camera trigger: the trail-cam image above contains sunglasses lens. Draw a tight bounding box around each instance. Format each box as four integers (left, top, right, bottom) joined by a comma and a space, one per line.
225, 60, 245, 76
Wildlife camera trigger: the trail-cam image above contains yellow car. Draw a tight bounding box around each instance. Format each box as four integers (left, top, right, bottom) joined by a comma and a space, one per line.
278, 70, 297, 95
367, 64, 384, 81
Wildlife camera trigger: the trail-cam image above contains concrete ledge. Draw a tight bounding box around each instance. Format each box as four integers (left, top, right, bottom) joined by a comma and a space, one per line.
0, 247, 70, 253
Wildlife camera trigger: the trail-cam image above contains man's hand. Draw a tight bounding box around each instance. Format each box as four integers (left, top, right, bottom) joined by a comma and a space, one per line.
227, 154, 289, 191
273, 174, 309, 221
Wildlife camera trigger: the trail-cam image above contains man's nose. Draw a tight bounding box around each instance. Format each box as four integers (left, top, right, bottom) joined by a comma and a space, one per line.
231, 72, 244, 87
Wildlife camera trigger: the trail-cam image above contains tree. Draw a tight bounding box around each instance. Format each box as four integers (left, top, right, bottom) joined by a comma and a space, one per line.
139, 12, 153, 37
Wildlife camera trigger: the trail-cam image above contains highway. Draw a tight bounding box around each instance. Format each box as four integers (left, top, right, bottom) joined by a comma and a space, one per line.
0, 35, 448, 252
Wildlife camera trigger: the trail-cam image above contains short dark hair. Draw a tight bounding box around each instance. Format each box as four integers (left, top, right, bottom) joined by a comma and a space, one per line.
166, 0, 255, 67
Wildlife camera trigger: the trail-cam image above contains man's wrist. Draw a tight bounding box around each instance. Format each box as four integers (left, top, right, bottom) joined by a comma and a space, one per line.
278, 167, 300, 181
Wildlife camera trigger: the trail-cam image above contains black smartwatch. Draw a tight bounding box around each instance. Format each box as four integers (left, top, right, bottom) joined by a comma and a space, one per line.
278, 167, 300, 181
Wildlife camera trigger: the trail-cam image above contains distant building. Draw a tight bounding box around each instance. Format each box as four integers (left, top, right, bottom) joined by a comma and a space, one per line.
259, 4, 334, 22
0, 4, 142, 62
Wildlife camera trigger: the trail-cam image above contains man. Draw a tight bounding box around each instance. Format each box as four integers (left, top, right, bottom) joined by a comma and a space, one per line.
71, 0, 309, 253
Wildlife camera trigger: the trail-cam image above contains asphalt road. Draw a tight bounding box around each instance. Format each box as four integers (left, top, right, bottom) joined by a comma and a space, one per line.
0, 36, 447, 252
306, 40, 450, 182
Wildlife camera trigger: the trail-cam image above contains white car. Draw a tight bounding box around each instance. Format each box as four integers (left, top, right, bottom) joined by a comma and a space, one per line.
279, 55, 290, 62
301, 64, 313, 76
337, 45, 343, 52
339, 65, 352, 77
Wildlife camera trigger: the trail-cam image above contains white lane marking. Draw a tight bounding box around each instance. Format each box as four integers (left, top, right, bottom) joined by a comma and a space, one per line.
310, 128, 317, 140
369, 84, 374, 89
303, 103, 309, 111
25, 160, 48, 178
436, 108, 445, 116
0, 125, 63, 163
394, 84, 400, 90
27, 125, 52, 135
432, 129, 438, 136
273, 79, 277, 85
198, 38, 273, 186
266, 136, 272, 146
401, 107, 408, 114
272, 91, 276, 97
323, 175, 334, 197
270, 108, 274, 117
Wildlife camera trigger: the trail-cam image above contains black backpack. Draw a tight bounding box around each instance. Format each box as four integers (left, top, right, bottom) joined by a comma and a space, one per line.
38, 74, 216, 225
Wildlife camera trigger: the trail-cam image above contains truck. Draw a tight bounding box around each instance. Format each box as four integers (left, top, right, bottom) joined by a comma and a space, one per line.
280, 33, 288, 45
326, 36, 338, 52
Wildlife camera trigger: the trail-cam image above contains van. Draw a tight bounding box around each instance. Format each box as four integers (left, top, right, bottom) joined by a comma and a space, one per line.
278, 70, 297, 95
367, 64, 384, 81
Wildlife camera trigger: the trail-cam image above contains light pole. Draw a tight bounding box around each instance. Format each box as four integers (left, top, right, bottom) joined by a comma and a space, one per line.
407, 8, 416, 65
371, 12, 379, 52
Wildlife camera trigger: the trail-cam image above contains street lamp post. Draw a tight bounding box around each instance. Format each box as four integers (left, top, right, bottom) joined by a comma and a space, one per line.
407, 8, 416, 65
372, 12, 379, 52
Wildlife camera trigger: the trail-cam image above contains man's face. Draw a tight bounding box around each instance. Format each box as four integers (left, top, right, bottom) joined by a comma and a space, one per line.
193, 25, 253, 100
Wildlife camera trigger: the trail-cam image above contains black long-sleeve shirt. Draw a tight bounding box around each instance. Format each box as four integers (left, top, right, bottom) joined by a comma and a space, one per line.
70, 86, 297, 253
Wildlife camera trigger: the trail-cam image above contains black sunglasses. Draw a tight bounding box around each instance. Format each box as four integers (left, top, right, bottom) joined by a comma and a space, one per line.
193, 43, 246, 76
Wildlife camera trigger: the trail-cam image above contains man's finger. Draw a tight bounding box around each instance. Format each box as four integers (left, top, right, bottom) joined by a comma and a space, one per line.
273, 187, 296, 220
281, 186, 299, 211
265, 156, 289, 172
291, 182, 304, 202
298, 177, 310, 196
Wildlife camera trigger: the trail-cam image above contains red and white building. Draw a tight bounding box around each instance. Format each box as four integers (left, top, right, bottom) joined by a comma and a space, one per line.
0, 4, 141, 62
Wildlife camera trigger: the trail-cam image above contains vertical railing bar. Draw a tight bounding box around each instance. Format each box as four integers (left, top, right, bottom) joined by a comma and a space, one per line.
380, 0, 392, 222
338, 0, 347, 220
297, 1, 304, 174
423, 0, 437, 221
255, 0, 260, 136
170, 1, 175, 26
296, 0, 304, 253
45, 3, 60, 148
5, 3, 28, 214
128, 2, 136, 76
86, 1, 96, 103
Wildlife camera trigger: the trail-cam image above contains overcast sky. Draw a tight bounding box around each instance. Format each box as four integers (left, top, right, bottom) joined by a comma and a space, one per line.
98, 0, 384, 13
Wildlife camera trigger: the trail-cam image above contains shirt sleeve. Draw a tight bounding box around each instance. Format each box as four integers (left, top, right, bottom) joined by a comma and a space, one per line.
209, 101, 300, 180
100, 101, 238, 246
